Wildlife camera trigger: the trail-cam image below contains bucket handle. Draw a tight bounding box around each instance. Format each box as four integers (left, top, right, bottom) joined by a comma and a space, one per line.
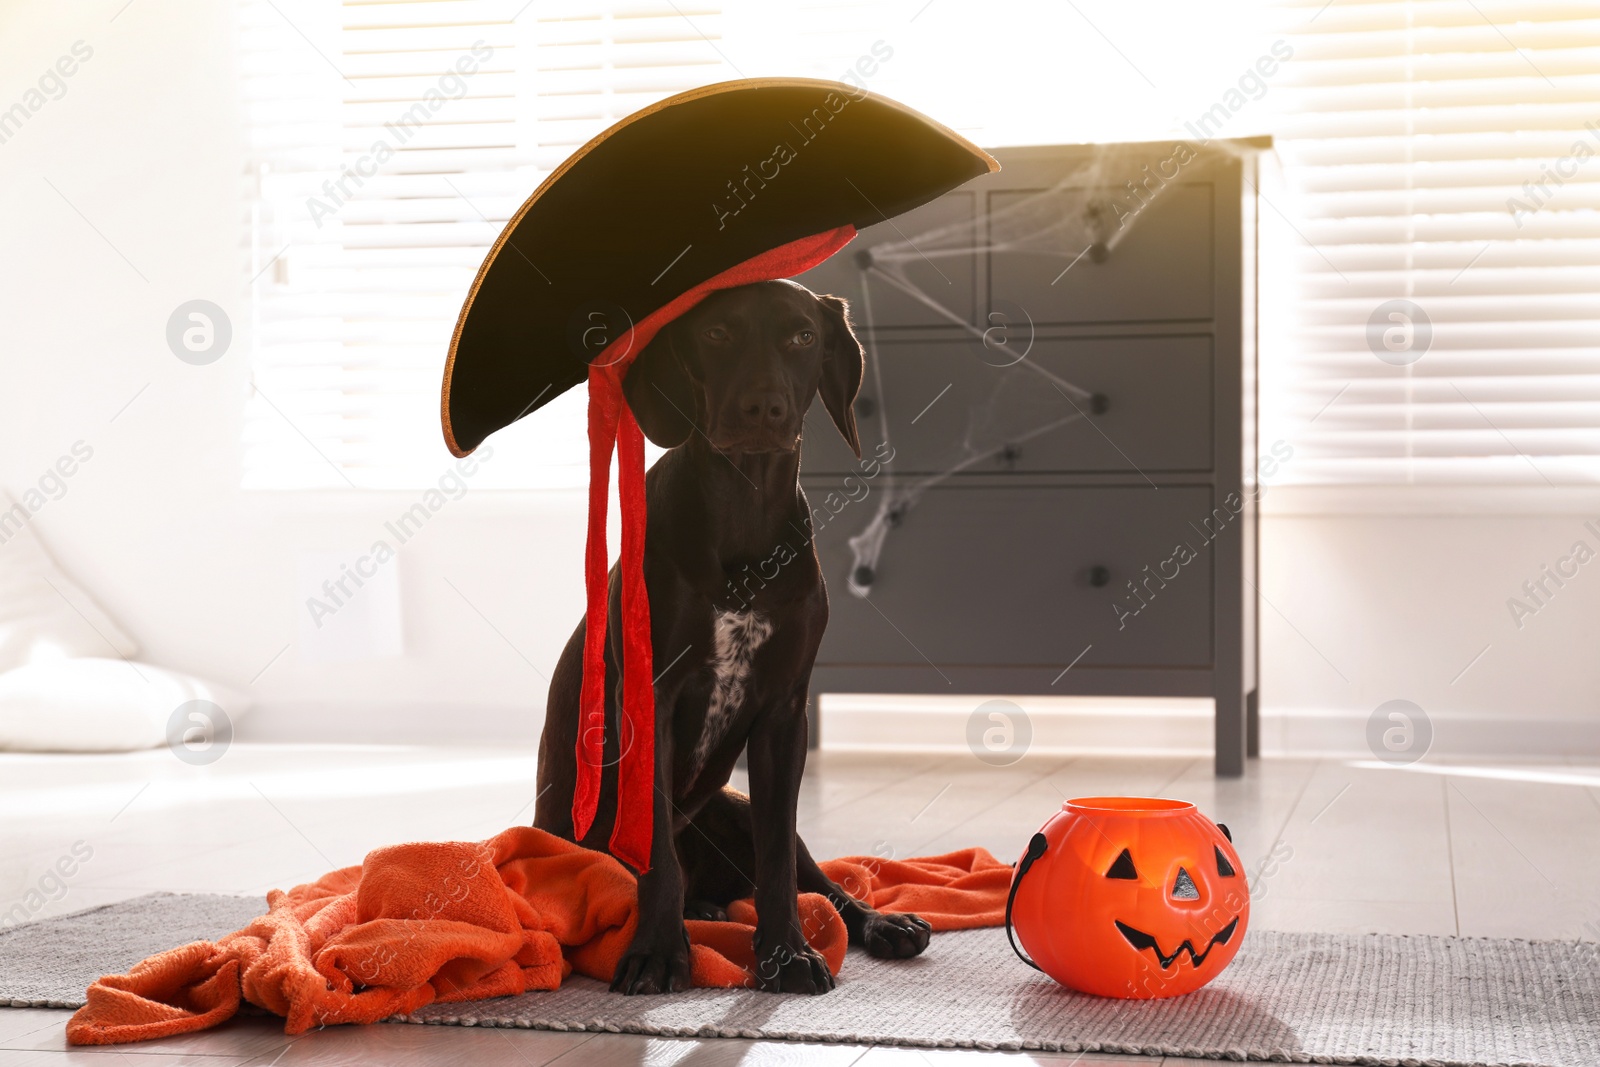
1005, 831, 1049, 971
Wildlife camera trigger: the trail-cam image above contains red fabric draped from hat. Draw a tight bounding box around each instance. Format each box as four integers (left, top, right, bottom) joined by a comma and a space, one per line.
576, 225, 856, 872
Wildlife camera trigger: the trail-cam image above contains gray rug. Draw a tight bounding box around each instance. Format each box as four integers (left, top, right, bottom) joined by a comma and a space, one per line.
3, 893, 1598, 1066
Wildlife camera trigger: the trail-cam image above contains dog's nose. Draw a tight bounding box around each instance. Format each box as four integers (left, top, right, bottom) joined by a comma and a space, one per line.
739, 389, 788, 427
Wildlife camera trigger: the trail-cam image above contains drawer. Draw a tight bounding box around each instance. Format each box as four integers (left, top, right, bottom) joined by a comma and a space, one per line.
806, 485, 1214, 669
800, 334, 1213, 476
987, 182, 1214, 324
794, 192, 977, 328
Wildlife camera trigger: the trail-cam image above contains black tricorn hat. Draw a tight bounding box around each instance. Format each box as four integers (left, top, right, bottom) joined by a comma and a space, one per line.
440, 77, 997, 457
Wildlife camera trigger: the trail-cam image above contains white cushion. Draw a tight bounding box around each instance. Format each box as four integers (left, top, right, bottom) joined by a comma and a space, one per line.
0, 493, 139, 672
0, 658, 251, 753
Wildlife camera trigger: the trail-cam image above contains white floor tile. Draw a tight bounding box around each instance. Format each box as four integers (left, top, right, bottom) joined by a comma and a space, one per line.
0, 1012, 69, 1050
860, 1048, 1150, 1065
6, 1012, 288, 1060
231, 1022, 593, 1066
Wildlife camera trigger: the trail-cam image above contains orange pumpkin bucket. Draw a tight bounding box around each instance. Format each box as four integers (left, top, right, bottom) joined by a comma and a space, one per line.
1005, 797, 1249, 998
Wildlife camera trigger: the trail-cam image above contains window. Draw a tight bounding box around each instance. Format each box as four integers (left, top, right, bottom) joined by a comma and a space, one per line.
241, 0, 736, 488
243, 0, 1595, 493
1262, 0, 1600, 487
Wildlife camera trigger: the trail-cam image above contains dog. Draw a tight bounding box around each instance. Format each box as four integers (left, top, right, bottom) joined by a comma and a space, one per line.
533, 279, 932, 995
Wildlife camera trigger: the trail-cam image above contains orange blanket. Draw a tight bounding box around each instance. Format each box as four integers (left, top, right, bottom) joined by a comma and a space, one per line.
67, 826, 1011, 1046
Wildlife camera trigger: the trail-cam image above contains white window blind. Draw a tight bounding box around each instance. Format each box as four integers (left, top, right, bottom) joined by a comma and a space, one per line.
1263, 0, 1600, 487
242, 0, 1598, 493
241, 0, 733, 489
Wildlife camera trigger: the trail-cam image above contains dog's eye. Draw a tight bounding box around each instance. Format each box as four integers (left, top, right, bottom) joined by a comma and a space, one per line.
791, 329, 816, 346
705, 325, 731, 343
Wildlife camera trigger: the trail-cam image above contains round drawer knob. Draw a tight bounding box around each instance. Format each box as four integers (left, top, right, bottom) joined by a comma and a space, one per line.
853, 565, 875, 588
1090, 392, 1110, 415
857, 396, 877, 418
1082, 200, 1114, 264
1088, 565, 1111, 588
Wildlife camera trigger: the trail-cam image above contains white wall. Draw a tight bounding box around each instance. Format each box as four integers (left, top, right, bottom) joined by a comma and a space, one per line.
1260, 488, 1600, 747
0, 1, 583, 745
3, 2, 1595, 752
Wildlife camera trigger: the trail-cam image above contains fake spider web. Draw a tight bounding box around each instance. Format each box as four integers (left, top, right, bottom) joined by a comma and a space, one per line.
835, 148, 1182, 598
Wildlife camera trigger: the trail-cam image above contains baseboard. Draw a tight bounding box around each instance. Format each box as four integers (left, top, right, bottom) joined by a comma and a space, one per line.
236, 700, 542, 746
1261, 707, 1600, 760
239, 695, 1600, 760
819, 694, 1215, 757
818, 694, 1600, 760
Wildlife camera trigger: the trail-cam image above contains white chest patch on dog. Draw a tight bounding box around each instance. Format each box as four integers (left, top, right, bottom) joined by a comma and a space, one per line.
690, 610, 774, 774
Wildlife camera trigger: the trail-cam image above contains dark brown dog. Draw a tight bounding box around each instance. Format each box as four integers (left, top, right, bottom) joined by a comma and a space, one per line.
533, 280, 931, 995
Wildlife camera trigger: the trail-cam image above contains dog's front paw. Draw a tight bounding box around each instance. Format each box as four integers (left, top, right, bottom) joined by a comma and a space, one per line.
859, 910, 932, 959
753, 936, 835, 994
611, 924, 692, 995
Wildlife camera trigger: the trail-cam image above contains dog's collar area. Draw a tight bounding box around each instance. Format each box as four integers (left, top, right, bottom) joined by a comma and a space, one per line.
1114, 915, 1240, 970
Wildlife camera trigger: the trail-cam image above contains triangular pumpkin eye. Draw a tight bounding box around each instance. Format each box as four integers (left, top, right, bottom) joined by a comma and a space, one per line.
1215, 845, 1236, 877
1105, 848, 1138, 880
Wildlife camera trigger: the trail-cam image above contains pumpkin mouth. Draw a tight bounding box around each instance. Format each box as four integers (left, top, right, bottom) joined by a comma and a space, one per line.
1114, 915, 1239, 970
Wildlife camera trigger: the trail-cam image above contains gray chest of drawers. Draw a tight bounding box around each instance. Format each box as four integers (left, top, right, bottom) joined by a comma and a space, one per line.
794, 139, 1264, 776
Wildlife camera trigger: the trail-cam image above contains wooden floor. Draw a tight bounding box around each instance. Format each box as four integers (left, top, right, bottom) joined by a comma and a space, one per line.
3, 744, 1598, 1065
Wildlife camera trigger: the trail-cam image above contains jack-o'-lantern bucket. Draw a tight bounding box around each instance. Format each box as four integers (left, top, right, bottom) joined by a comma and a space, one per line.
1005, 797, 1248, 998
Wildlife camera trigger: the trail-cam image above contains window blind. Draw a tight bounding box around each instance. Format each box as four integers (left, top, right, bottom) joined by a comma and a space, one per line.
241, 0, 730, 489
1263, 0, 1600, 487
242, 0, 1598, 492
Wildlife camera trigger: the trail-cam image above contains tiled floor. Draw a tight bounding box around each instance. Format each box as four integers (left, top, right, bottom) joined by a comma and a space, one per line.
3, 744, 1598, 1065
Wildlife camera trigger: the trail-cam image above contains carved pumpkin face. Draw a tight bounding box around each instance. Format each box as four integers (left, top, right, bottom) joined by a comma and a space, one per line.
1011, 797, 1249, 998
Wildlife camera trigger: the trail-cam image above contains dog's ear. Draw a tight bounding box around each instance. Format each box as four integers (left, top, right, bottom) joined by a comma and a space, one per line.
816, 294, 863, 459
622, 326, 697, 449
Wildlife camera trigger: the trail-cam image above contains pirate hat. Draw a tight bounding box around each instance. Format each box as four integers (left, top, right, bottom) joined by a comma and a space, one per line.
440, 79, 996, 872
